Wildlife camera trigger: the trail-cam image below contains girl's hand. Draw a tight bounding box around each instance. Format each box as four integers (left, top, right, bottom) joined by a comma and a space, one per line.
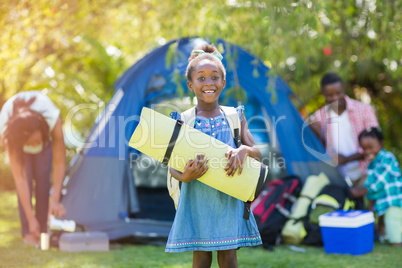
224, 145, 249, 177
181, 154, 209, 183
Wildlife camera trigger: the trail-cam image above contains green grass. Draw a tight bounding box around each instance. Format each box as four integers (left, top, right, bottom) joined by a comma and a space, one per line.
0, 191, 401, 268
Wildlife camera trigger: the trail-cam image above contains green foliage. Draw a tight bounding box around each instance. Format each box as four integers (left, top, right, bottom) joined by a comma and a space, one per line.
172, 69, 185, 99
0, 0, 400, 153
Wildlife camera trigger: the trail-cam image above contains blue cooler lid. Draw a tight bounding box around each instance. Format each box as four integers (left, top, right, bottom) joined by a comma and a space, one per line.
319, 210, 374, 228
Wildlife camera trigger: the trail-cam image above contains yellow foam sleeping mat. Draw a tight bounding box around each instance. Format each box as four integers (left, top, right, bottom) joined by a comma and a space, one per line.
129, 107, 268, 202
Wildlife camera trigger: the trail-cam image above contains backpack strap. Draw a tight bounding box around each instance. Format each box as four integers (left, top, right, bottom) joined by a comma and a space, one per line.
162, 119, 184, 165
181, 106, 196, 129
220, 106, 241, 147
167, 167, 179, 210
221, 106, 253, 220
167, 107, 196, 210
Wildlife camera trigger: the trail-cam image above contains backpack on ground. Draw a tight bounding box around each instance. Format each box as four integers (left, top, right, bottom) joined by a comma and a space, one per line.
302, 184, 355, 245
167, 106, 241, 209
281, 172, 330, 244
251, 175, 302, 249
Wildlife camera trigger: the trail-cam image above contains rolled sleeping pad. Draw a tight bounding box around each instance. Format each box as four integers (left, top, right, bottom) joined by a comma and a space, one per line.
281, 172, 330, 244
129, 107, 268, 202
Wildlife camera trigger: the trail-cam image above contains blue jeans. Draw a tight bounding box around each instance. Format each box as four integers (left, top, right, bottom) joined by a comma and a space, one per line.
17, 144, 52, 237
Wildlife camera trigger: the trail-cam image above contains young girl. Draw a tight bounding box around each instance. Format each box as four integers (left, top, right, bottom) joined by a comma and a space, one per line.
165, 44, 262, 267
358, 127, 402, 246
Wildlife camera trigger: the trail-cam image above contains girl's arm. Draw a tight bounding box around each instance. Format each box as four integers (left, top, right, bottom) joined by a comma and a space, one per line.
239, 113, 261, 159
49, 117, 66, 218
225, 113, 261, 177
7, 147, 41, 241
170, 154, 209, 183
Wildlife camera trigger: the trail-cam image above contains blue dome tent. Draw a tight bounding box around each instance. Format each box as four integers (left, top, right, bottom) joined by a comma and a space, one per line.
61, 37, 345, 242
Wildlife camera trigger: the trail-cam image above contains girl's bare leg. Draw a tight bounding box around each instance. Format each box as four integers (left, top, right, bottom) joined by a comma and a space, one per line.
193, 251, 212, 268
217, 249, 238, 268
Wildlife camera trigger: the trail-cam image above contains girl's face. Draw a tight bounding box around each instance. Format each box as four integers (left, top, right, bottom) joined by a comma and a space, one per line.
360, 136, 383, 162
187, 59, 225, 106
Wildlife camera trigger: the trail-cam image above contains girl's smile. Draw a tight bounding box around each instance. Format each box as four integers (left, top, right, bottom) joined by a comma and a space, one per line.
203, 90, 216, 95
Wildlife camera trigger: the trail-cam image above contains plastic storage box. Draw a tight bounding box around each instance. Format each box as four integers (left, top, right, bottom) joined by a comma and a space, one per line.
59, 232, 109, 252
319, 210, 374, 255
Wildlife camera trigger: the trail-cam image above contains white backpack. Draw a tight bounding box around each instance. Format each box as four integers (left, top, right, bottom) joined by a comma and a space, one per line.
167, 106, 241, 209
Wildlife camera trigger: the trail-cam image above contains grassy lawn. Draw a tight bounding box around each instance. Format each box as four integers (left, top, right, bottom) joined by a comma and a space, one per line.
0, 191, 401, 268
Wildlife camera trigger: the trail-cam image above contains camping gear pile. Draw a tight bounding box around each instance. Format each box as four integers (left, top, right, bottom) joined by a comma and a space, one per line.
252, 172, 361, 249
251, 175, 302, 249
281, 172, 331, 244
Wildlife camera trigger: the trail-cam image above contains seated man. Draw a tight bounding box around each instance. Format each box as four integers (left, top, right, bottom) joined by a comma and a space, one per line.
309, 72, 379, 186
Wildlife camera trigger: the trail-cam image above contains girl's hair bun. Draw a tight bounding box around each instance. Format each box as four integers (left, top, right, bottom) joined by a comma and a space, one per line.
188, 44, 218, 62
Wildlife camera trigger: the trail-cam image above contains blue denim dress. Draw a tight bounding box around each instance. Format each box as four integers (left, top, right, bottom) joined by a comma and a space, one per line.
166, 106, 262, 252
